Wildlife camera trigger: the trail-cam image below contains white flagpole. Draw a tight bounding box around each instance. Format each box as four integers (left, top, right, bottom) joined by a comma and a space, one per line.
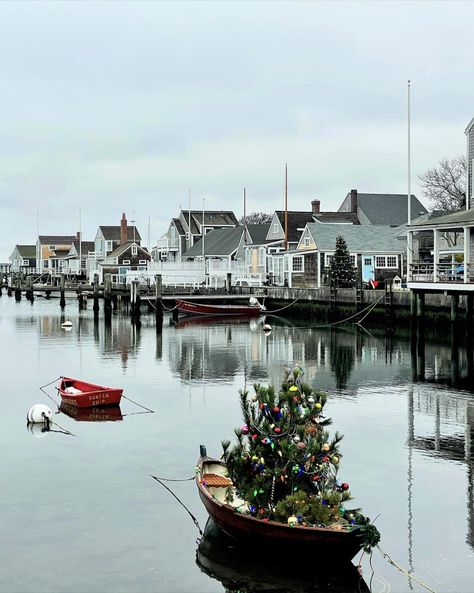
407, 80, 411, 225
79, 208, 82, 277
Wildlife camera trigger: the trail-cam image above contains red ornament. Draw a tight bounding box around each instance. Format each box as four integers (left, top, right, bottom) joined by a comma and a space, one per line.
259, 403, 265, 410
251, 434, 258, 440
341, 482, 350, 491
273, 406, 280, 413
297, 442, 306, 450
322, 456, 329, 463
274, 426, 281, 434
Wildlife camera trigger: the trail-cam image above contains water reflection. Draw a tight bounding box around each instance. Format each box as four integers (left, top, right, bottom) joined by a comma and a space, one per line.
196, 518, 369, 593
59, 402, 123, 422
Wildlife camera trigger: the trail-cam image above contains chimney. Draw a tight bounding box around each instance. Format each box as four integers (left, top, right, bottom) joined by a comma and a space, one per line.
311, 199, 320, 214
76, 231, 81, 240
350, 189, 358, 213
120, 212, 128, 244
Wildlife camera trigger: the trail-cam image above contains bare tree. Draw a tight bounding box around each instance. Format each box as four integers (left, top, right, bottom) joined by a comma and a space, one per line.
239, 212, 273, 225
418, 156, 466, 212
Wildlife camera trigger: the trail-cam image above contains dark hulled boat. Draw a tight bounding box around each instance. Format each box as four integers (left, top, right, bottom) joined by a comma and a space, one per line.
196, 449, 364, 562
175, 298, 265, 317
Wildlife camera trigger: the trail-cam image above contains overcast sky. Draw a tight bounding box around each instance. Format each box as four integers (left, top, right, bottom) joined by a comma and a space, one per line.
0, 1, 472, 259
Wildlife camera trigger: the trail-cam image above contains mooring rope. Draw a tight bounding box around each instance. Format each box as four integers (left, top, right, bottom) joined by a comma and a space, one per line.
121, 395, 155, 413
50, 418, 76, 437
150, 474, 203, 536
38, 376, 62, 406
264, 288, 310, 313
376, 545, 437, 593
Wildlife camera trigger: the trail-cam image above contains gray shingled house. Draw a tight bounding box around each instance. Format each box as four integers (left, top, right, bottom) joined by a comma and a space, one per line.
9, 245, 37, 274
285, 223, 404, 288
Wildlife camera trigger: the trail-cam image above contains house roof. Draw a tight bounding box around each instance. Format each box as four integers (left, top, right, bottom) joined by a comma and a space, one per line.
183, 227, 244, 257
408, 207, 474, 227
38, 235, 77, 244
181, 210, 239, 235
246, 224, 271, 245
465, 117, 474, 135
99, 226, 142, 241
15, 245, 36, 257
73, 240, 95, 254
305, 223, 402, 252
339, 193, 427, 226
313, 212, 360, 225
172, 218, 185, 235
275, 211, 316, 242
107, 241, 150, 259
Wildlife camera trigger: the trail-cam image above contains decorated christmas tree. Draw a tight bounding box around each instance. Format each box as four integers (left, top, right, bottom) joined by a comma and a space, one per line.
222, 366, 380, 551
327, 235, 357, 288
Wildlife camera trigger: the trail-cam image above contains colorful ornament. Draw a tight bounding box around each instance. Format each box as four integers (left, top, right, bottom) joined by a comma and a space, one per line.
273, 406, 280, 413
241, 425, 249, 435
331, 456, 339, 465
322, 443, 330, 451
274, 426, 281, 434
341, 482, 350, 491
315, 402, 322, 410
297, 441, 306, 450
287, 515, 298, 526
289, 386, 298, 393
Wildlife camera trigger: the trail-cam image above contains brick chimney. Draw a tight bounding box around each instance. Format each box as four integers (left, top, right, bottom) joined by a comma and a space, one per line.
350, 189, 358, 213
120, 212, 128, 244
311, 199, 320, 214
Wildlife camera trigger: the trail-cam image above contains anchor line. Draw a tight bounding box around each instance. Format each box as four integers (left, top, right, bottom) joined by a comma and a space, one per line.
150, 474, 203, 536
121, 395, 154, 413
376, 545, 437, 593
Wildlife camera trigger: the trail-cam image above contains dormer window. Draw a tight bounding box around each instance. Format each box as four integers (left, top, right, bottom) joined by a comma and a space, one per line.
132, 244, 138, 256
273, 223, 279, 234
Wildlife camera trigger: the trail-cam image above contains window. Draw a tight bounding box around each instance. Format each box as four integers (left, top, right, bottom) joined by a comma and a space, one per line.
374, 255, 398, 268
350, 254, 357, 267
292, 256, 303, 272
139, 259, 147, 264
49, 245, 55, 250
22, 259, 29, 266
106, 241, 113, 252
325, 253, 334, 267
273, 223, 279, 234
122, 259, 130, 265
303, 237, 310, 248
364, 257, 372, 266
131, 244, 138, 256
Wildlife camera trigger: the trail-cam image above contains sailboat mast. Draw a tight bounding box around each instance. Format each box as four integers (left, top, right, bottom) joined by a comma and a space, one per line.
243, 187, 247, 245
284, 163, 288, 251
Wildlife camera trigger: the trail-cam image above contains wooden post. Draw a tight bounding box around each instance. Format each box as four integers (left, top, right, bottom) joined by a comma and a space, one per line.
26, 275, 34, 302
59, 273, 66, 309
155, 274, 163, 325
226, 272, 232, 294
104, 273, 112, 317
450, 293, 459, 322
467, 293, 474, 322
93, 273, 100, 316
131, 280, 141, 320
416, 292, 425, 319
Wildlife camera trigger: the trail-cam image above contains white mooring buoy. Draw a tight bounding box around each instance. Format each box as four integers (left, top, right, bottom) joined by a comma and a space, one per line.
263, 323, 272, 333
61, 320, 73, 328
27, 404, 53, 425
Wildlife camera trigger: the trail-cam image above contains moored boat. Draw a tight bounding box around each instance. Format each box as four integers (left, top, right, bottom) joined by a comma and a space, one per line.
175, 297, 265, 317
58, 377, 123, 408
196, 447, 364, 561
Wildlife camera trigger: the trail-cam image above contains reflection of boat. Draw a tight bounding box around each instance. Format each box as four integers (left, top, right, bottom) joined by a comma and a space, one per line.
196, 450, 364, 561
176, 298, 265, 317
58, 377, 123, 408
174, 314, 260, 328
197, 518, 369, 593
59, 402, 123, 422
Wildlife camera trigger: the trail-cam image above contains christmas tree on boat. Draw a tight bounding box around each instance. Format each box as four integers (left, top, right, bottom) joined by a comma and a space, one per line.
196, 365, 380, 561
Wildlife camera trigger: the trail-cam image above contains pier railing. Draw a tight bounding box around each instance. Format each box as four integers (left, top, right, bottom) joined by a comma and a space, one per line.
409, 263, 474, 284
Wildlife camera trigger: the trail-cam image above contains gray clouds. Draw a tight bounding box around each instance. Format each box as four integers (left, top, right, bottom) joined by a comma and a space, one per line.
0, 1, 472, 257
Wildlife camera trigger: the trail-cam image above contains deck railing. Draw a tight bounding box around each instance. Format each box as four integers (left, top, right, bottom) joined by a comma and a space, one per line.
409, 263, 474, 284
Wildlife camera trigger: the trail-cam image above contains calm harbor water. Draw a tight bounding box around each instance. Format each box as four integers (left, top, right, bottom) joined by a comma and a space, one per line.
1, 295, 473, 593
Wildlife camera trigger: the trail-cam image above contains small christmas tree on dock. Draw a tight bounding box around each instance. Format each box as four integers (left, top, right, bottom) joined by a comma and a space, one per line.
327, 235, 357, 287
222, 366, 380, 551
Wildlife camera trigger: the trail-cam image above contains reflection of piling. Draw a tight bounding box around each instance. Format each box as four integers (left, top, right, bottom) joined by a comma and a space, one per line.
78, 285, 85, 311
59, 274, 66, 309
93, 274, 100, 317
25, 275, 34, 302
450, 293, 459, 322
467, 294, 474, 323
410, 318, 425, 382
130, 280, 141, 320
155, 275, 163, 326
14, 274, 21, 301
104, 274, 112, 318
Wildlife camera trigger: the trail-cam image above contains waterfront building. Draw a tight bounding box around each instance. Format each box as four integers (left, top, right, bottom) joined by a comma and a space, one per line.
9, 245, 37, 274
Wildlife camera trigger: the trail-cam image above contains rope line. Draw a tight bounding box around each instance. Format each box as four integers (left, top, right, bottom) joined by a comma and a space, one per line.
121, 395, 155, 413
150, 475, 203, 536
264, 289, 310, 313
377, 545, 437, 593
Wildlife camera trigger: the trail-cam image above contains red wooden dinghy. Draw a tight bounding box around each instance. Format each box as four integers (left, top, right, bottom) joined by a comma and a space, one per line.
196, 448, 364, 562
176, 298, 265, 317
58, 377, 123, 409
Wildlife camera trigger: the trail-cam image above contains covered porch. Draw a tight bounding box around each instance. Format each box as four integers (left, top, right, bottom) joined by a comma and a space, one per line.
407, 209, 474, 291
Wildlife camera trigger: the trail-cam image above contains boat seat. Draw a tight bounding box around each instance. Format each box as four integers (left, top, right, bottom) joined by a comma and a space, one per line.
65, 386, 83, 395
201, 473, 233, 487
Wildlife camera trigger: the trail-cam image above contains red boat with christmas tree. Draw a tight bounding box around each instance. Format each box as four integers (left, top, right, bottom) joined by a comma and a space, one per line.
196, 366, 380, 561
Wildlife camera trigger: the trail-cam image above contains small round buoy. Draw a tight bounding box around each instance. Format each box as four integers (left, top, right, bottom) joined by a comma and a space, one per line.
263, 324, 272, 332
249, 296, 258, 306
27, 404, 53, 425
61, 321, 73, 328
